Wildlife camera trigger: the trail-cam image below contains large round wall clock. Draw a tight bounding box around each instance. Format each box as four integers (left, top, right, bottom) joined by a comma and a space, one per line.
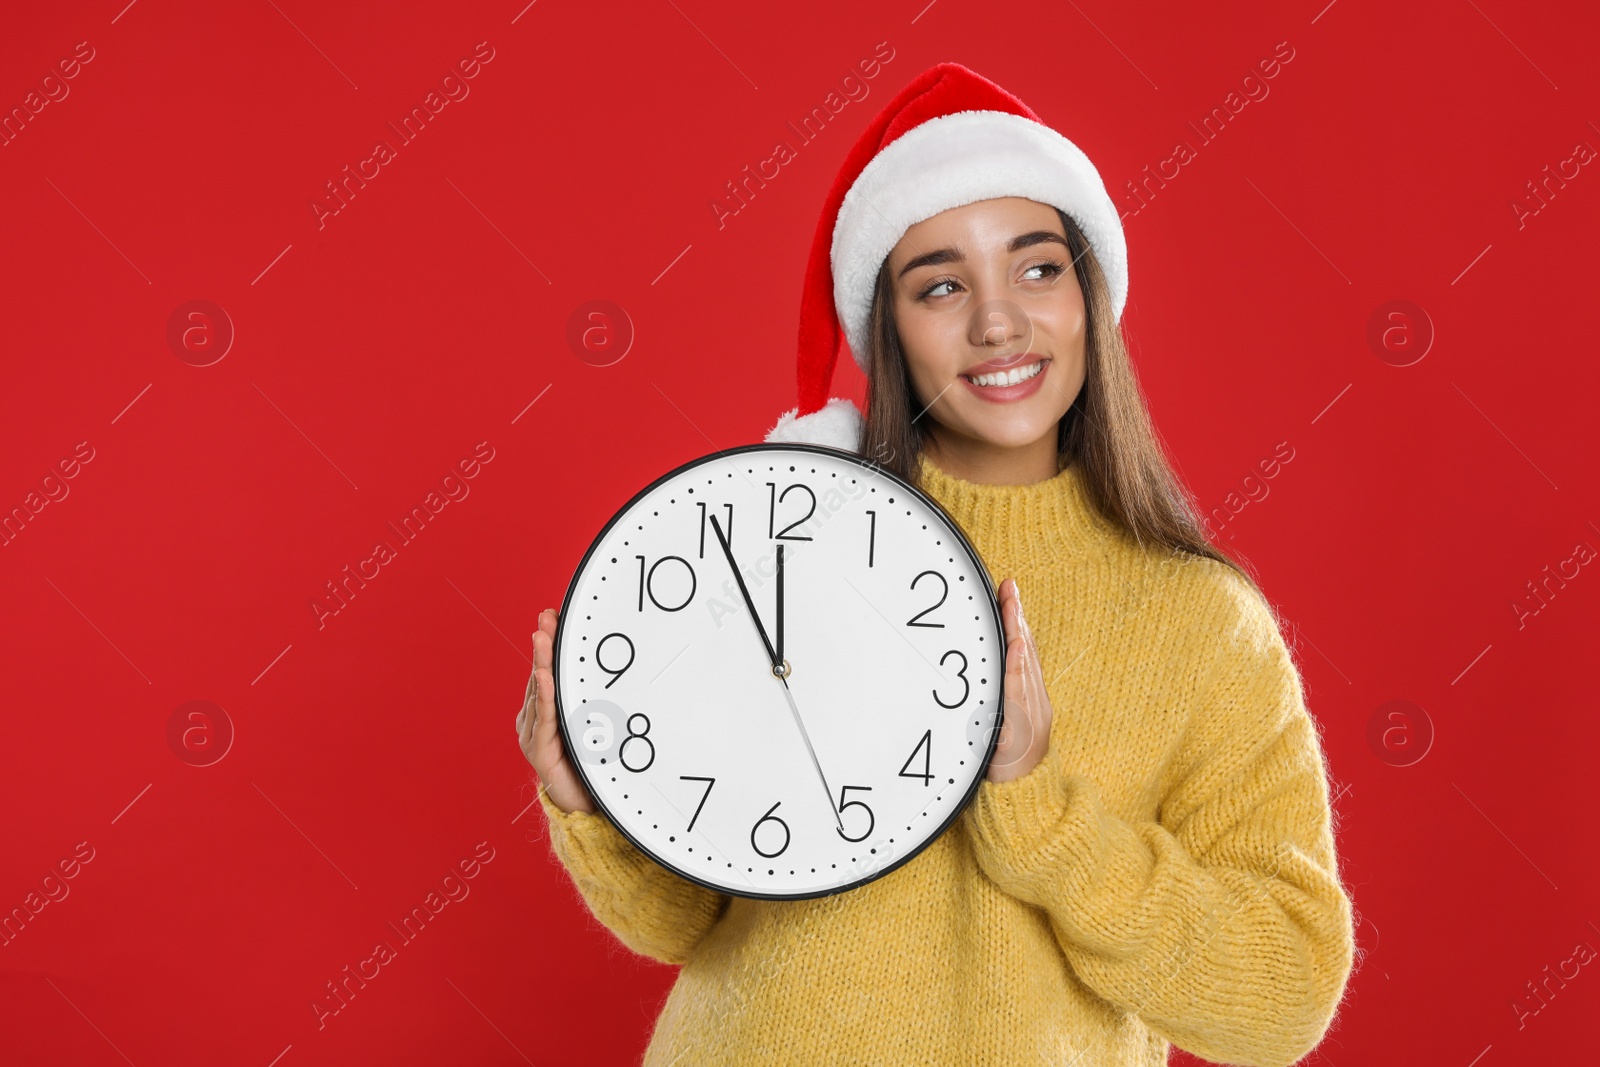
552, 443, 1005, 900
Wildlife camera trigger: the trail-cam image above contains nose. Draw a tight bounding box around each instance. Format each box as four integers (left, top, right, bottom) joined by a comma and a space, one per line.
968, 297, 1030, 349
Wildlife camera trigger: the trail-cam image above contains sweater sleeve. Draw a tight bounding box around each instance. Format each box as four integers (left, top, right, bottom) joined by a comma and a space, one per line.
538, 785, 732, 966
964, 579, 1355, 1067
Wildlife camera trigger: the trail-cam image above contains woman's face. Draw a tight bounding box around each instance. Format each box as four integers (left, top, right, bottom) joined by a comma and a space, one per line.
886, 196, 1087, 453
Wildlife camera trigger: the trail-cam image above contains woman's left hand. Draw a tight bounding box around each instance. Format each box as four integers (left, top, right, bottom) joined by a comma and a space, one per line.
988, 578, 1054, 783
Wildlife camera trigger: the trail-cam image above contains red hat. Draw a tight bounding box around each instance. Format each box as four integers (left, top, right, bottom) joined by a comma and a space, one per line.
764, 61, 1128, 452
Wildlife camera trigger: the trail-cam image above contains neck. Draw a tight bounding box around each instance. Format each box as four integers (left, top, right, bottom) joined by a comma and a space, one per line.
921, 424, 1062, 485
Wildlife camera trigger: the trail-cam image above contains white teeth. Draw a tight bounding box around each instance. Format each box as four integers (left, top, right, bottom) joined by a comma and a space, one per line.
966, 360, 1045, 387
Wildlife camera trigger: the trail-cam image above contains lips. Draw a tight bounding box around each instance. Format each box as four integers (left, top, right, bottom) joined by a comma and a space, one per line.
961, 356, 1049, 388
962, 352, 1040, 375
957, 356, 1051, 403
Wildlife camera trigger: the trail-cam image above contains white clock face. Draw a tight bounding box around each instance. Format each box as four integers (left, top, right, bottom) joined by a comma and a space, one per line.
553, 444, 1004, 899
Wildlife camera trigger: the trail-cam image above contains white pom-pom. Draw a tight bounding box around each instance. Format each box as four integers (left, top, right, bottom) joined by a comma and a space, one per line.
764, 397, 865, 452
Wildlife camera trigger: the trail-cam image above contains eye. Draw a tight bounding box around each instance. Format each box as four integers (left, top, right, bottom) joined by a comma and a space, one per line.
1022, 259, 1067, 282
917, 277, 961, 300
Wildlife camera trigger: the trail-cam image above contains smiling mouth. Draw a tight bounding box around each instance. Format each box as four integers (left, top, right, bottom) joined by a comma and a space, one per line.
961, 359, 1049, 388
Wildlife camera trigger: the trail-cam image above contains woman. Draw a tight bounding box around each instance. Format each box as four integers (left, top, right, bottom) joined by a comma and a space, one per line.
519, 62, 1356, 1066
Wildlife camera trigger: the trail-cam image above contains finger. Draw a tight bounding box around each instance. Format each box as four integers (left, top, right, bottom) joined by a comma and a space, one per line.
518, 697, 534, 752
998, 587, 1034, 749
1013, 589, 1052, 742
1003, 586, 1026, 686
521, 610, 557, 743
535, 621, 554, 674
1003, 588, 1038, 719
532, 628, 553, 735
517, 649, 538, 743
999, 579, 1020, 652
532, 666, 565, 775
1012, 588, 1040, 693
518, 696, 534, 750
523, 613, 578, 799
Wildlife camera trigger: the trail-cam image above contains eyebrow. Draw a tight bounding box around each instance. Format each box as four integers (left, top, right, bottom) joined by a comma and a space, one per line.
896, 230, 1070, 279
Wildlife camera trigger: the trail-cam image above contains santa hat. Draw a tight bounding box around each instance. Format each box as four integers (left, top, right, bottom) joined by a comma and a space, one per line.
763, 61, 1128, 453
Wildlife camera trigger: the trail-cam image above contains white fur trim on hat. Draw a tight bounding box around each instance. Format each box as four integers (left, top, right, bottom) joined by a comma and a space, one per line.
764, 396, 864, 452
831, 109, 1128, 372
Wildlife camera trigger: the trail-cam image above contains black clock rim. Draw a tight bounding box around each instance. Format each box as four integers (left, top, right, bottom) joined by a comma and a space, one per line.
551, 441, 1006, 902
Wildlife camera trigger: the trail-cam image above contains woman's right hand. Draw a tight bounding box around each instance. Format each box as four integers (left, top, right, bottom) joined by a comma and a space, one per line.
517, 607, 597, 815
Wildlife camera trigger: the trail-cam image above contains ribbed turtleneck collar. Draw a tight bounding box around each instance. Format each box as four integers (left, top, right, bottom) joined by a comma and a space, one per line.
915, 451, 1119, 564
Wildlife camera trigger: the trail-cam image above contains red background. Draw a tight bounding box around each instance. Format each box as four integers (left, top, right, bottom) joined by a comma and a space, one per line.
3, 1, 1597, 1063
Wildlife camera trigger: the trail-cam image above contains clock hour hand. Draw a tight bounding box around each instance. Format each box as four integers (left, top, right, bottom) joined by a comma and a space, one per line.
775, 541, 784, 668
707, 513, 781, 676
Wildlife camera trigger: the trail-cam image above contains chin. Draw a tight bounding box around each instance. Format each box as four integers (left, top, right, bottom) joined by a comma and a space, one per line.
953, 410, 1061, 450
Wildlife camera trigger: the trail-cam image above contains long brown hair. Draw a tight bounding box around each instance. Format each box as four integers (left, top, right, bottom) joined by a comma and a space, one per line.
859, 206, 1265, 601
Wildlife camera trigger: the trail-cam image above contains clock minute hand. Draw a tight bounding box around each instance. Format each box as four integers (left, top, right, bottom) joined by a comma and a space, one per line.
707, 518, 838, 831
707, 513, 780, 674
776, 675, 845, 834
707, 516, 839, 831
768, 547, 844, 831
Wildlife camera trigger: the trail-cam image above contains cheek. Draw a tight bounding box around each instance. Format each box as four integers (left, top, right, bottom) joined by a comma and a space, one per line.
901, 351, 945, 405
1034, 296, 1085, 349
893, 307, 949, 385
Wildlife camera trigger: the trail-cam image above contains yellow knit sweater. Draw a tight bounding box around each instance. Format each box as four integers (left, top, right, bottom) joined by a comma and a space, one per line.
537, 452, 1355, 1066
